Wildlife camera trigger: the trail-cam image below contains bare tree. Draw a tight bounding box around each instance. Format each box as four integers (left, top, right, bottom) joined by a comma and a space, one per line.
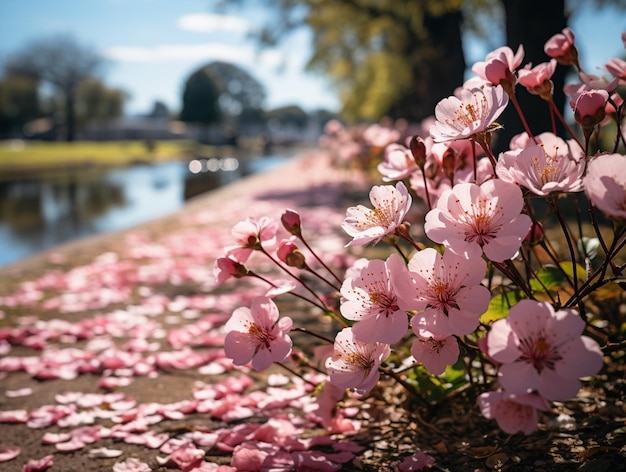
5, 34, 105, 141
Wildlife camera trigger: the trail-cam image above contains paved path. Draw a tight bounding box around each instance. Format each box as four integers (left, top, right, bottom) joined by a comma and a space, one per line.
0, 149, 374, 471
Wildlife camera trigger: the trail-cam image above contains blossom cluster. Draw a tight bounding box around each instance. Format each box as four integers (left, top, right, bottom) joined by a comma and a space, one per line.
217, 27, 625, 445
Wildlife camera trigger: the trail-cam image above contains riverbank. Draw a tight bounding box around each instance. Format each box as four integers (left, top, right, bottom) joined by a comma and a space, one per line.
0, 139, 293, 181
0, 143, 313, 268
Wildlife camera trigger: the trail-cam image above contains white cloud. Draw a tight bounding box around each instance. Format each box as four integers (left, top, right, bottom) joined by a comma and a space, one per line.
103, 43, 284, 68
177, 13, 249, 34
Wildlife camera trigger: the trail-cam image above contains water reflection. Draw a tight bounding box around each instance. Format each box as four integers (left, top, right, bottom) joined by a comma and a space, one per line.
0, 155, 288, 267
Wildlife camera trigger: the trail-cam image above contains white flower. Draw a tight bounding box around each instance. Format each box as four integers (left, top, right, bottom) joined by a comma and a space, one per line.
430, 86, 509, 142
342, 181, 412, 246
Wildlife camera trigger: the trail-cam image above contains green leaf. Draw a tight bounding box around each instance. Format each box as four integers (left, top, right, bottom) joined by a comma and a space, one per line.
559, 261, 586, 282
530, 265, 566, 293
440, 358, 468, 390
480, 290, 522, 323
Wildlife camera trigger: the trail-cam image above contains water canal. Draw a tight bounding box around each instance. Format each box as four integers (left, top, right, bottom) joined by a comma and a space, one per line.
0, 153, 293, 267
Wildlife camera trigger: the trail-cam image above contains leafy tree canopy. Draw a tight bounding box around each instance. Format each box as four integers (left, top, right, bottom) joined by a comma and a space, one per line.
4, 34, 106, 140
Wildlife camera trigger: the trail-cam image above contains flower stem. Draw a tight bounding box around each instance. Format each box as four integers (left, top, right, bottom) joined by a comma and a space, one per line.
548, 99, 584, 150
299, 236, 343, 288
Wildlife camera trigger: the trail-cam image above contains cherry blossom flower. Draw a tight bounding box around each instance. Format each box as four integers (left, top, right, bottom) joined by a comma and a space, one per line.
340, 254, 409, 344
517, 60, 557, 100
487, 300, 603, 401
410, 329, 460, 376
496, 134, 585, 195
544, 27, 579, 67
225, 216, 279, 262
378, 143, 419, 182
326, 328, 391, 395
424, 179, 532, 262
224, 297, 293, 370
583, 153, 626, 220
342, 181, 412, 247
471, 45, 525, 89
395, 248, 490, 336
605, 57, 626, 83
429, 86, 509, 143
477, 391, 550, 435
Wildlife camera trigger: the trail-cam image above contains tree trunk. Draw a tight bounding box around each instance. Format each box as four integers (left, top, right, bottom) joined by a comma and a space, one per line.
495, 0, 568, 152
390, 10, 466, 122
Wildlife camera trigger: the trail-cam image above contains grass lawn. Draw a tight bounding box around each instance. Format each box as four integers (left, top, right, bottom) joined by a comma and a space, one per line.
0, 139, 219, 173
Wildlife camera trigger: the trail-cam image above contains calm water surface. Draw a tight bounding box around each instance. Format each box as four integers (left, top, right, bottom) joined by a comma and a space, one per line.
0, 154, 290, 268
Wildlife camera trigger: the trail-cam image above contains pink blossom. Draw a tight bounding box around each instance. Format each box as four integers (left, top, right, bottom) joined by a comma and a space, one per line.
340, 254, 409, 344
410, 329, 460, 376
311, 380, 347, 429
167, 443, 206, 471
496, 135, 585, 195
583, 153, 626, 220
430, 86, 509, 142
113, 458, 152, 472
378, 143, 419, 182
281, 209, 302, 236
579, 72, 619, 93
224, 296, 293, 370
326, 328, 390, 394
292, 450, 343, 472
605, 57, 626, 82
487, 300, 603, 401
88, 447, 124, 458
213, 257, 249, 284
398, 451, 436, 471
231, 442, 285, 471
517, 60, 557, 99
395, 248, 490, 336
22, 454, 54, 472
477, 391, 549, 435
573, 89, 609, 128
225, 216, 278, 263
544, 27, 578, 66
0, 447, 20, 462
424, 180, 532, 262
0, 409, 28, 423
342, 181, 412, 247
472, 45, 524, 87
276, 239, 307, 269
362, 123, 401, 148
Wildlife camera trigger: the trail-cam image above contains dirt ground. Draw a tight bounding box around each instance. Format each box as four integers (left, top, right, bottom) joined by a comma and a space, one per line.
0, 151, 625, 471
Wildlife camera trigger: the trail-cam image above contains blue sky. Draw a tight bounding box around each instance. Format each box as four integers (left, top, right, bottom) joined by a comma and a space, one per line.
0, 0, 624, 117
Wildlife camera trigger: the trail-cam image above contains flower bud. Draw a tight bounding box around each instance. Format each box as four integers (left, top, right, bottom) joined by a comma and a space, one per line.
281, 209, 302, 236
277, 240, 307, 269
441, 147, 457, 182
544, 27, 580, 68
214, 257, 249, 284
573, 90, 609, 129
409, 135, 426, 168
